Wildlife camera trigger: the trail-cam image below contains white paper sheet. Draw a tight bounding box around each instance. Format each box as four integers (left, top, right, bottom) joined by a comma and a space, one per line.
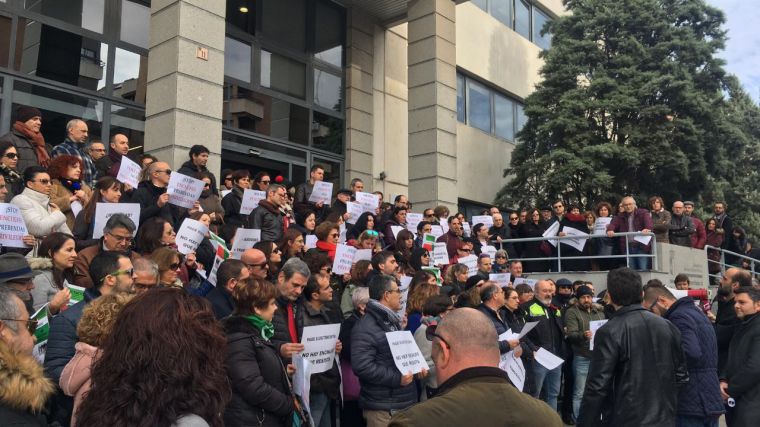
534, 347, 564, 370
116, 156, 141, 188
561, 227, 589, 251
489, 273, 511, 288
167, 172, 205, 209
543, 221, 560, 247
593, 217, 612, 235
240, 189, 266, 215
308, 181, 333, 205
406, 213, 423, 233
230, 228, 261, 259
499, 350, 525, 391
92, 203, 140, 239
589, 319, 608, 351
300, 324, 341, 374
634, 234, 652, 245
331, 244, 357, 275
396, 276, 413, 317
0, 203, 29, 248
175, 218, 209, 255
471, 215, 494, 229
386, 330, 429, 374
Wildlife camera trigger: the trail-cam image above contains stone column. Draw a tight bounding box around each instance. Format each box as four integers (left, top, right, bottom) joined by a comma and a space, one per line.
144, 0, 225, 177
345, 8, 375, 188
407, 0, 457, 210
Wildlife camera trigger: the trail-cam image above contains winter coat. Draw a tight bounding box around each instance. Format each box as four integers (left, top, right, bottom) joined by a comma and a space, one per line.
606, 208, 654, 253
713, 214, 734, 249
436, 230, 462, 260
131, 181, 187, 229
299, 300, 342, 399
49, 179, 92, 232
722, 312, 760, 427
222, 316, 294, 427
29, 257, 76, 312
521, 297, 565, 358
248, 200, 284, 243
59, 342, 99, 427
0, 128, 45, 175
651, 209, 671, 243
206, 285, 235, 320
476, 304, 511, 354
488, 224, 517, 258
714, 296, 741, 372
11, 187, 71, 239
177, 160, 218, 195
388, 367, 562, 427
556, 213, 591, 271
71, 244, 140, 289
0, 163, 22, 200
350, 301, 417, 411
271, 295, 304, 359
668, 214, 695, 247
0, 341, 55, 427
662, 297, 724, 418
564, 300, 606, 359
690, 216, 707, 249
518, 221, 550, 272
578, 305, 689, 427
221, 187, 245, 228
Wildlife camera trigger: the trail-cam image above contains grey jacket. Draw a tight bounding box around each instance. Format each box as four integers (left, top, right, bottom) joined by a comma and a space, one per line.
669, 214, 695, 247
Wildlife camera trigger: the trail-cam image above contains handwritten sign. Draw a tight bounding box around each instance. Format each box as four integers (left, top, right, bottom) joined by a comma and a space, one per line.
116, 156, 141, 188
332, 244, 357, 275
406, 213, 423, 234
429, 225, 444, 239
167, 172, 204, 209
300, 323, 341, 374
561, 227, 589, 251
386, 330, 429, 374
589, 319, 608, 350
355, 192, 379, 213
92, 203, 140, 239
397, 275, 413, 316
433, 242, 449, 266
489, 273, 511, 288
308, 181, 333, 205
346, 202, 364, 224
175, 218, 208, 255
230, 228, 261, 259
462, 221, 471, 237
240, 189, 266, 215
472, 215, 494, 229
593, 217, 612, 235
500, 349, 525, 391
0, 203, 29, 248
353, 249, 373, 262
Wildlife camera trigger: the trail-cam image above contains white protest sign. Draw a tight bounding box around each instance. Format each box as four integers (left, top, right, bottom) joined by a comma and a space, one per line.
230, 228, 261, 259
433, 242, 450, 266
240, 189, 266, 215
429, 225, 444, 239
390, 225, 404, 240
355, 192, 379, 213
92, 203, 140, 239
305, 235, 318, 250
167, 172, 204, 209
482, 245, 497, 259
70, 201, 83, 219
561, 227, 589, 251
353, 249, 373, 262
489, 273, 511, 288
440, 220, 449, 234
386, 330, 429, 374
300, 323, 341, 374
332, 244, 356, 275
534, 347, 564, 370
472, 215, 494, 229
499, 349, 525, 391
406, 213, 423, 234
458, 254, 478, 277
462, 221, 471, 237
221, 189, 231, 198
346, 202, 364, 224
308, 181, 333, 205
397, 275, 413, 317
634, 234, 652, 245
292, 354, 312, 419
116, 156, 141, 188
593, 217, 612, 235
206, 252, 224, 286
589, 319, 608, 351
513, 277, 537, 290
339, 223, 347, 244
175, 218, 208, 255
0, 203, 29, 248
543, 221, 560, 247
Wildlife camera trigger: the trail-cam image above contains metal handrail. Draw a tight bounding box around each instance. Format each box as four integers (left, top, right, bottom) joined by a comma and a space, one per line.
704, 245, 760, 284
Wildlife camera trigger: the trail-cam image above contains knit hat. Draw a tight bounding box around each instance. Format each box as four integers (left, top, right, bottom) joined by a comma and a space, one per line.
556, 278, 573, 288
575, 285, 594, 298
16, 106, 42, 123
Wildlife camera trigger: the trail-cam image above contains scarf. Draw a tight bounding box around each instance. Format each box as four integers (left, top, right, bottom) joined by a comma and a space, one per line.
316, 240, 337, 260
13, 121, 50, 167
244, 314, 275, 341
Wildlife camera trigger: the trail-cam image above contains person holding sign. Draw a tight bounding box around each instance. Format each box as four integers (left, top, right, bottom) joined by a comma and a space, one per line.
351, 274, 427, 427
307, 222, 340, 261
131, 161, 186, 228
72, 177, 123, 250
48, 155, 93, 232
135, 217, 176, 256
388, 308, 562, 427
502, 287, 536, 396
73, 214, 139, 289
383, 206, 408, 248
197, 172, 225, 234
221, 169, 251, 228
345, 212, 377, 242
605, 196, 654, 271
222, 278, 295, 427
476, 284, 522, 357
11, 165, 71, 239
294, 165, 327, 215
29, 233, 77, 315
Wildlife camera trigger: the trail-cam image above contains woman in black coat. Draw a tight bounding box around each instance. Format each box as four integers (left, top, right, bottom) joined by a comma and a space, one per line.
222, 278, 295, 427
518, 208, 550, 272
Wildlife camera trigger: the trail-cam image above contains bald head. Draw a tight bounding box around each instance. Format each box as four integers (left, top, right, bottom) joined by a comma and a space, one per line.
241, 248, 268, 279
432, 308, 499, 384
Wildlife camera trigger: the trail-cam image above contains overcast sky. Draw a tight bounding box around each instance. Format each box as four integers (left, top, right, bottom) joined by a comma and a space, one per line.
705, 0, 760, 103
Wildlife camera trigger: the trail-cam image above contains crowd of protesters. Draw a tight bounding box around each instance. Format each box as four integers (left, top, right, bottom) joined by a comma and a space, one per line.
1, 107, 759, 427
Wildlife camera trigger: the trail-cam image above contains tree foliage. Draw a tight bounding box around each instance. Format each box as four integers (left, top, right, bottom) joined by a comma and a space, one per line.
495, 0, 760, 237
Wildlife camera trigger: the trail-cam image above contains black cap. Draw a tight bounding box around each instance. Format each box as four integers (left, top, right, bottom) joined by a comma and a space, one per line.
337, 188, 353, 195
575, 285, 594, 298
556, 278, 573, 288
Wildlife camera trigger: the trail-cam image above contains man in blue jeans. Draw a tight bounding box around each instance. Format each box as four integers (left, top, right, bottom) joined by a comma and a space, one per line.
606, 196, 654, 270
522, 280, 566, 411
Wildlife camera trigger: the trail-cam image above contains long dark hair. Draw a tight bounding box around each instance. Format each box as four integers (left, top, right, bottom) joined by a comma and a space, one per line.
76, 288, 230, 427
135, 217, 170, 254
347, 212, 376, 241
83, 176, 122, 223
37, 232, 75, 289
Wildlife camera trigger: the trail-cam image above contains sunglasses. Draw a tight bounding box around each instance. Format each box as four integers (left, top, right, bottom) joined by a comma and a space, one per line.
496, 255, 507, 259
509, 217, 519, 221
169, 263, 181, 270
425, 324, 451, 348
1, 318, 38, 335
260, 180, 271, 185
321, 266, 332, 274
4, 153, 18, 159
32, 179, 51, 185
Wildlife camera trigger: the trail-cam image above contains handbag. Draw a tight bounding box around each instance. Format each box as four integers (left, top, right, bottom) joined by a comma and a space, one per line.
340, 358, 361, 401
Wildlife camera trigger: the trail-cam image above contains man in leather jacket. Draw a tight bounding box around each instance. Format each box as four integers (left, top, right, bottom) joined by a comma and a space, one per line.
578, 268, 688, 427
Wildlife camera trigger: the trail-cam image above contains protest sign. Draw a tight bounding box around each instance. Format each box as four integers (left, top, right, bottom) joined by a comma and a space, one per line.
422, 267, 442, 285
462, 221, 471, 237
471, 215, 494, 229
116, 156, 141, 188
406, 213, 423, 234
518, 321, 539, 339
432, 242, 450, 266
305, 235, 318, 250
339, 223, 347, 244
593, 217, 612, 235
489, 273, 511, 288
355, 192, 379, 213
386, 330, 429, 374
513, 277, 537, 290
397, 275, 413, 316
482, 245, 497, 259
390, 226, 404, 240
292, 354, 312, 420
542, 221, 560, 247
429, 225, 444, 239
308, 181, 333, 205
353, 249, 373, 262
240, 189, 266, 215
634, 234, 653, 245
167, 172, 205, 209
589, 319, 608, 350
534, 348, 564, 370
70, 201, 83, 218
458, 254, 478, 277
332, 244, 356, 275
346, 202, 364, 223
440, 220, 449, 234
221, 189, 231, 198
0, 203, 29, 248
561, 227, 589, 251
175, 218, 209, 255
230, 228, 261, 259
422, 233, 437, 251
92, 203, 140, 239
500, 350, 525, 391
31, 304, 50, 363
300, 324, 341, 374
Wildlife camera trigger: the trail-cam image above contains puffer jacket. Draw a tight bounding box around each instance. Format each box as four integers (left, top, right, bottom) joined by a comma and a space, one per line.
521, 297, 566, 358
350, 300, 417, 411
222, 315, 294, 427
59, 342, 99, 427
578, 305, 688, 427
668, 214, 695, 247
11, 187, 71, 239
221, 187, 245, 228
248, 200, 284, 243
0, 341, 55, 426
28, 257, 67, 313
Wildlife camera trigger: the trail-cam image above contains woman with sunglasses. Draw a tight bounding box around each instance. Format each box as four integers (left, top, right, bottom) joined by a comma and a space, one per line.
0, 140, 23, 199
492, 249, 509, 272
345, 212, 377, 243
355, 230, 381, 254
197, 171, 225, 234
29, 232, 76, 315
150, 247, 185, 289
48, 155, 93, 232
409, 247, 431, 273
12, 165, 71, 241
135, 217, 177, 256
252, 171, 271, 192
73, 176, 123, 250
307, 221, 340, 261
254, 241, 282, 282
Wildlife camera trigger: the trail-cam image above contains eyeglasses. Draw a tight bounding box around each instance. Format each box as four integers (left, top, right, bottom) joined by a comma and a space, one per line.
133, 282, 156, 291
425, 324, 451, 349
321, 266, 332, 274
1, 318, 38, 335
156, 170, 172, 175
386, 288, 401, 294
109, 268, 135, 277
247, 262, 268, 269
260, 180, 271, 185
107, 232, 133, 244
3, 153, 18, 159
32, 179, 51, 185
329, 232, 340, 238
203, 183, 211, 188
224, 177, 232, 181
496, 255, 507, 259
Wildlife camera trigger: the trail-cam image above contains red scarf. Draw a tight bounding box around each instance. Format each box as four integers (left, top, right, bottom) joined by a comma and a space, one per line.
316, 240, 337, 260
13, 121, 50, 167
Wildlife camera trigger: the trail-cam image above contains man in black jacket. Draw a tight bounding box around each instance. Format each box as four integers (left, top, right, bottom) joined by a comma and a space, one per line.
130, 161, 186, 228
177, 144, 218, 195
578, 268, 688, 427
205, 259, 248, 320
668, 201, 696, 247
714, 267, 752, 372
271, 258, 310, 360
248, 183, 286, 243
713, 201, 733, 249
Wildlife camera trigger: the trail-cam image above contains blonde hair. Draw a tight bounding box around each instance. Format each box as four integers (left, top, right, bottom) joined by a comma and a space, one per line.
77, 293, 135, 347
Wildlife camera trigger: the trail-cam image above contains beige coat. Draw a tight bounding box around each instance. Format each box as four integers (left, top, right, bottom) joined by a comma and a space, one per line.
49, 180, 92, 232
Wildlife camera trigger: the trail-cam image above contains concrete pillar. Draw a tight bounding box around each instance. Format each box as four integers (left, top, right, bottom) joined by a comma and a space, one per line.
144, 0, 226, 177
345, 8, 375, 188
407, 0, 457, 210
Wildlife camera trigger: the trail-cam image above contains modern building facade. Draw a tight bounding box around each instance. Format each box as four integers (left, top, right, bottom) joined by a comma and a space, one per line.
0, 0, 563, 214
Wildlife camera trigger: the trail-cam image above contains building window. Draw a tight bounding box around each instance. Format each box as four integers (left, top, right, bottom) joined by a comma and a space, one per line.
514, 0, 531, 40
23, 0, 105, 34
490, 0, 511, 28
466, 79, 491, 134
532, 7, 552, 50
313, 69, 342, 111
120, 0, 150, 49
494, 93, 515, 140
260, 0, 306, 52
456, 74, 465, 122
224, 37, 252, 83
458, 73, 525, 143
260, 50, 306, 99
470, 0, 552, 49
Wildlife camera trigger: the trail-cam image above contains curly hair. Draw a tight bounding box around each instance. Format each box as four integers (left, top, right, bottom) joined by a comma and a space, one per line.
75, 288, 230, 427
76, 293, 134, 347
315, 221, 339, 241
48, 154, 84, 181
406, 278, 440, 315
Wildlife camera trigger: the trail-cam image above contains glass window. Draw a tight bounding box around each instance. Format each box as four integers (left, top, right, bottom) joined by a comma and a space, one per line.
516, 103, 527, 135
313, 69, 342, 111
224, 37, 251, 83
312, 111, 343, 154
23, 0, 105, 33
533, 8, 552, 49
15, 20, 108, 92
224, 85, 309, 145
226, 0, 255, 34
113, 48, 148, 103
471, 0, 488, 12
0, 16, 11, 69
491, 0, 511, 28
120, 0, 150, 49
456, 74, 465, 122
494, 93, 515, 140
261, 50, 306, 99
314, 0, 344, 67
467, 80, 491, 133
110, 104, 145, 155
514, 0, 531, 40
260, 0, 305, 52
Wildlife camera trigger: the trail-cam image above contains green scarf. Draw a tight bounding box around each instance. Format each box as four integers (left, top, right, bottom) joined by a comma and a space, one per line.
244, 314, 275, 341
